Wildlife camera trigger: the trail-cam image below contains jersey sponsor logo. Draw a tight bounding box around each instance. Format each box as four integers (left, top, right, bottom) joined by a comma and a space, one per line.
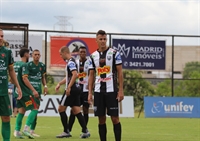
97, 77, 111, 82
79, 80, 88, 84
68, 62, 76, 69
0, 60, 6, 70
97, 66, 110, 75
116, 53, 122, 61
78, 72, 87, 78
100, 58, 105, 63
25, 100, 33, 107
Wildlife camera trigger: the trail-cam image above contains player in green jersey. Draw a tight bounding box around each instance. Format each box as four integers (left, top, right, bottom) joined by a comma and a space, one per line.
0, 29, 22, 141
27, 49, 48, 137
13, 48, 39, 139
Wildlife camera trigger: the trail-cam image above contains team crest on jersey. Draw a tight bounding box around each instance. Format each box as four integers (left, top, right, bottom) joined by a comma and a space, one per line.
97, 66, 110, 75
78, 72, 87, 78
0, 53, 5, 58
107, 56, 111, 60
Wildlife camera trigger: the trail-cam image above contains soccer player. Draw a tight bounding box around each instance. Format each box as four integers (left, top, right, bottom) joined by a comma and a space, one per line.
68, 46, 90, 132
13, 48, 39, 139
27, 49, 48, 137
0, 28, 22, 141
88, 30, 124, 141
55, 46, 90, 138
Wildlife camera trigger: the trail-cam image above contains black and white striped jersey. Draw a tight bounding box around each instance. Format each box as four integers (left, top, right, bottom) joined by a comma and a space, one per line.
76, 58, 90, 92
89, 47, 122, 93
65, 57, 79, 88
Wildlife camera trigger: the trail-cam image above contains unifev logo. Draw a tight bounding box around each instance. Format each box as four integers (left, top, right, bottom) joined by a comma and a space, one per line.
151, 101, 194, 114
113, 43, 130, 58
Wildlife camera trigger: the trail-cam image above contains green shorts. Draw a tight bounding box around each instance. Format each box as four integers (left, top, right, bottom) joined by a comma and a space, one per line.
0, 95, 12, 116
34, 96, 40, 106
16, 96, 37, 111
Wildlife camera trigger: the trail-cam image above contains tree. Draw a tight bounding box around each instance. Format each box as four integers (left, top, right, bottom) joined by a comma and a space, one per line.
123, 70, 155, 107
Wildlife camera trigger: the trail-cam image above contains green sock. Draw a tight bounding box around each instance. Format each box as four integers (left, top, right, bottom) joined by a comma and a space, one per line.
15, 113, 24, 131
2, 121, 10, 141
26, 110, 38, 127
30, 116, 37, 130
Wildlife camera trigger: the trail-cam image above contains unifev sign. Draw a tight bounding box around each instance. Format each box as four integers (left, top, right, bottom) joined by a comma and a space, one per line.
112, 39, 166, 70
25, 95, 134, 117
144, 97, 200, 118
3, 34, 43, 62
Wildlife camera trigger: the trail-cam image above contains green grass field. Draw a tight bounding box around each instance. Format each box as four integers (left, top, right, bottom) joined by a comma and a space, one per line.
7, 113, 200, 141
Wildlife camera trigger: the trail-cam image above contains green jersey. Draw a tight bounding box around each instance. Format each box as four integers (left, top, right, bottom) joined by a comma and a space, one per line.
0, 46, 14, 96
14, 61, 32, 97
27, 61, 46, 94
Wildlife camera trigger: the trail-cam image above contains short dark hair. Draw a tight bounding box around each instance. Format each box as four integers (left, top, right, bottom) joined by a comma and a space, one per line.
33, 49, 40, 53
79, 46, 86, 50
19, 47, 29, 57
96, 30, 107, 36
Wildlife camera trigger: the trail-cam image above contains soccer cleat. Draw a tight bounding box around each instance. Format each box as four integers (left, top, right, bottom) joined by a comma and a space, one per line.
30, 131, 40, 137
22, 130, 34, 139
56, 132, 72, 138
80, 132, 90, 138
14, 131, 24, 139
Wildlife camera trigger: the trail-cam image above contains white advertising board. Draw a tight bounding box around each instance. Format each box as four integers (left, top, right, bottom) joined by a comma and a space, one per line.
25, 95, 134, 117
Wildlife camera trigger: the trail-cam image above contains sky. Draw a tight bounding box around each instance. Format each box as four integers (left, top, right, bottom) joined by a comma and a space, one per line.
0, 0, 199, 35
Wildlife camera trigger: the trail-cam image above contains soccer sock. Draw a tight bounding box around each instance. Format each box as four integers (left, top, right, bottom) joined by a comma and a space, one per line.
59, 112, 69, 133
84, 113, 89, 125
75, 112, 87, 133
15, 113, 24, 131
2, 121, 10, 141
30, 116, 37, 130
68, 111, 75, 132
25, 110, 38, 128
99, 124, 107, 141
113, 122, 122, 141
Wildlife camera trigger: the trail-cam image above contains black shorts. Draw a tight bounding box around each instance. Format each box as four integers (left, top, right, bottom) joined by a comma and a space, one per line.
80, 92, 89, 108
60, 86, 81, 107
94, 92, 119, 116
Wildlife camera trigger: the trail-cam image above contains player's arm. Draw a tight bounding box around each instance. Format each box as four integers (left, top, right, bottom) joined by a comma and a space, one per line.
42, 73, 48, 95
22, 75, 39, 98
8, 64, 22, 100
115, 51, 124, 102
88, 69, 95, 105
55, 77, 66, 93
66, 70, 78, 96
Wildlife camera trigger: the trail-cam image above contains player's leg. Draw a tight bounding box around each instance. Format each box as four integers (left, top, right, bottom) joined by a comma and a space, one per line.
14, 96, 27, 139
0, 95, 12, 141
22, 96, 38, 139
56, 91, 71, 138
12, 97, 18, 117
30, 97, 40, 137
94, 92, 107, 141
68, 109, 75, 132
82, 92, 90, 126
106, 92, 122, 141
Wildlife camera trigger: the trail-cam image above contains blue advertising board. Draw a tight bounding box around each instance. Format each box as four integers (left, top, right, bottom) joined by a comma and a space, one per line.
112, 39, 166, 70
144, 97, 200, 118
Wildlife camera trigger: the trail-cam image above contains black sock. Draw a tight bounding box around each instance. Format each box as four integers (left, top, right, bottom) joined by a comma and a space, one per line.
114, 122, 121, 141
59, 112, 69, 133
84, 114, 89, 125
75, 112, 87, 133
99, 124, 107, 141
68, 111, 75, 132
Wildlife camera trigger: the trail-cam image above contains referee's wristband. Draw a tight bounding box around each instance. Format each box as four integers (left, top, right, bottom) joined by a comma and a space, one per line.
44, 85, 48, 88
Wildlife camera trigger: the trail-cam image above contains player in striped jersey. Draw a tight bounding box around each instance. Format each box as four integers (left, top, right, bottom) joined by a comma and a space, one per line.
68, 46, 90, 132
55, 46, 90, 139
88, 30, 124, 141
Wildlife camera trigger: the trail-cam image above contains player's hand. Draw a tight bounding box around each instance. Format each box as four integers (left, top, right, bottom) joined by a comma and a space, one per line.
44, 87, 48, 96
66, 87, 71, 96
117, 90, 124, 102
33, 90, 39, 98
55, 83, 60, 93
16, 87, 22, 100
88, 92, 93, 105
